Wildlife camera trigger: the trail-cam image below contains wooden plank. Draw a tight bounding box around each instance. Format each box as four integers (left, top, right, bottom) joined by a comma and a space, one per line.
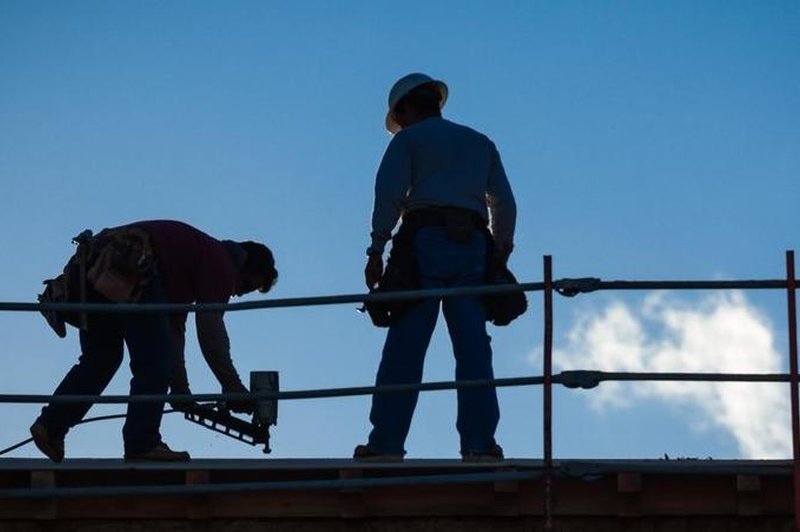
30, 471, 57, 520
616, 472, 642, 517
736, 474, 761, 516
0, 460, 794, 522
338, 468, 366, 518
493, 467, 520, 517
186, 469, 211, 519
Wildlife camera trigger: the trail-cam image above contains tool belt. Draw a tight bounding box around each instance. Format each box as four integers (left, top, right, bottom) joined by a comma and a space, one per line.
407, 207, 527, 326
38, 226, 155, 337
483, 255, 528, 327
86, 226, 155, 303
363, 218, 420, 327
403, 206, 486, 243
363, 207, 526, 327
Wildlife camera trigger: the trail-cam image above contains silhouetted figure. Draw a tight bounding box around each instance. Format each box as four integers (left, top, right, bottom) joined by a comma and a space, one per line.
31, 220, 277, 462
355, 73, 517, 462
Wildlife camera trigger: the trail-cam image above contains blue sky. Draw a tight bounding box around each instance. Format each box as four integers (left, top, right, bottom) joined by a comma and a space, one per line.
1, 1, 799, 460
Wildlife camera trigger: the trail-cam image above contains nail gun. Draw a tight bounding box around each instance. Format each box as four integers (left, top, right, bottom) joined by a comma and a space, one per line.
182, 371, 278, 454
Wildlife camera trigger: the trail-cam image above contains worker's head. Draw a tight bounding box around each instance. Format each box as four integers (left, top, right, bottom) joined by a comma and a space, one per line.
385, 73, 448, 134
235, 241, 278, 296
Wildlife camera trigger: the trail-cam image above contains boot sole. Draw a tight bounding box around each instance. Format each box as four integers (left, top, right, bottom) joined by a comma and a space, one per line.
124, 453, 191, 462
353, 455, 404, 463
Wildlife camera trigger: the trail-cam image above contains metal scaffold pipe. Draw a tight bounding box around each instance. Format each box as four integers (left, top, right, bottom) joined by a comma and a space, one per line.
785, 251, 800, 532
0, 252, 798, 530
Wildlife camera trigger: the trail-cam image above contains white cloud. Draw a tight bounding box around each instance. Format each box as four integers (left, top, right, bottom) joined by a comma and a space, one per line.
550, 291, 791, 458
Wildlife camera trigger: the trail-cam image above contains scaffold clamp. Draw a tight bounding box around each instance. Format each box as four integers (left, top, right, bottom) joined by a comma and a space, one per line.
554, 277, 601, 297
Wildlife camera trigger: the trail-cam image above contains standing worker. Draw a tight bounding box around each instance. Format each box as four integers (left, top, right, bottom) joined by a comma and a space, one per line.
31, 220, 278, 462
356, 73, 517, 462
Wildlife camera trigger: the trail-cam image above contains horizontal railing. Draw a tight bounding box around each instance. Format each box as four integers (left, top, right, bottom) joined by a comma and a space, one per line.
0, 252, 796, 531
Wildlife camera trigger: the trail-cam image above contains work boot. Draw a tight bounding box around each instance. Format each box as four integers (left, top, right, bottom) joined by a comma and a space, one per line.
462, 443, 504, 463
352, 444, 404, 463
124, 441, 191, 462
30, 421, 65, 463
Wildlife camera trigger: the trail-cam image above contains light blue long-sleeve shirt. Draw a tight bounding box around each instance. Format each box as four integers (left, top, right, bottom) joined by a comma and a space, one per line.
368, 117, 517, 255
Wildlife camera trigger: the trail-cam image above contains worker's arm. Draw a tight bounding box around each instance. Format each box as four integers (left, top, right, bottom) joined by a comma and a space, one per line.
169, 328, 192, 409
368, 134, 412, 256
195, 310, 252, 413
486, 141, 517, 261
166, 314, 198, 411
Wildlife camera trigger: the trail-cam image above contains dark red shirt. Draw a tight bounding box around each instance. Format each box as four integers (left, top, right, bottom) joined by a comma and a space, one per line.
132, 220, 238, 323
124, 220, 245, 391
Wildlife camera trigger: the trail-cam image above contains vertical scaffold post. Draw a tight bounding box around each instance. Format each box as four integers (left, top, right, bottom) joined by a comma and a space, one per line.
543, 255, 554, 531
786, 250, 800, 532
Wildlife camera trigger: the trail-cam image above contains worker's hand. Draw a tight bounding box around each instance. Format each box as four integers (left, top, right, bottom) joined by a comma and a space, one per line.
227, 399, 255, 415
365, 254, 383, 289
168, 389, 198, 412
224, 384, 256, 415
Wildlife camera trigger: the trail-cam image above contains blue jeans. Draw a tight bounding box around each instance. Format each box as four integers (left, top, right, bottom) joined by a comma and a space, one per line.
37, 274, 173, 455
367, 226, 500, 456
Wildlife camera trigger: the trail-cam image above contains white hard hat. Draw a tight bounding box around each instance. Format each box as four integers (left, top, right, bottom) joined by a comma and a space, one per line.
385, 73, 448, 134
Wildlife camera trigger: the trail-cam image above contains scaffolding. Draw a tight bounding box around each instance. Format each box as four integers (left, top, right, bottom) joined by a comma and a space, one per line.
0, 251, 797, 530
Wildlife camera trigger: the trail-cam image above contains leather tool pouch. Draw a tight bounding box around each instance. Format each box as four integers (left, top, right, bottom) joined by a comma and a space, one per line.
482, 230, 528, 326
483, 262, 528, 326
87, 227, 154, 303
38, 232, 92, 338
38, 273, 72, 338
363, 223, 421, 328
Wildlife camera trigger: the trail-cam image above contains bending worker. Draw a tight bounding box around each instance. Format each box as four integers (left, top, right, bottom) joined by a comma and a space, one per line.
31, 220, 278, 462
356, 73, 517, 462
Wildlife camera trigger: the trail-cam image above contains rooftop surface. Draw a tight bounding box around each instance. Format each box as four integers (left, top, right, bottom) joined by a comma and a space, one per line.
0, 457, 793, 531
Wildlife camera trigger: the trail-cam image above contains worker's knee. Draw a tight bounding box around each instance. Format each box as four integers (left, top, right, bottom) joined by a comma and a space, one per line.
77, 346, 124, 377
